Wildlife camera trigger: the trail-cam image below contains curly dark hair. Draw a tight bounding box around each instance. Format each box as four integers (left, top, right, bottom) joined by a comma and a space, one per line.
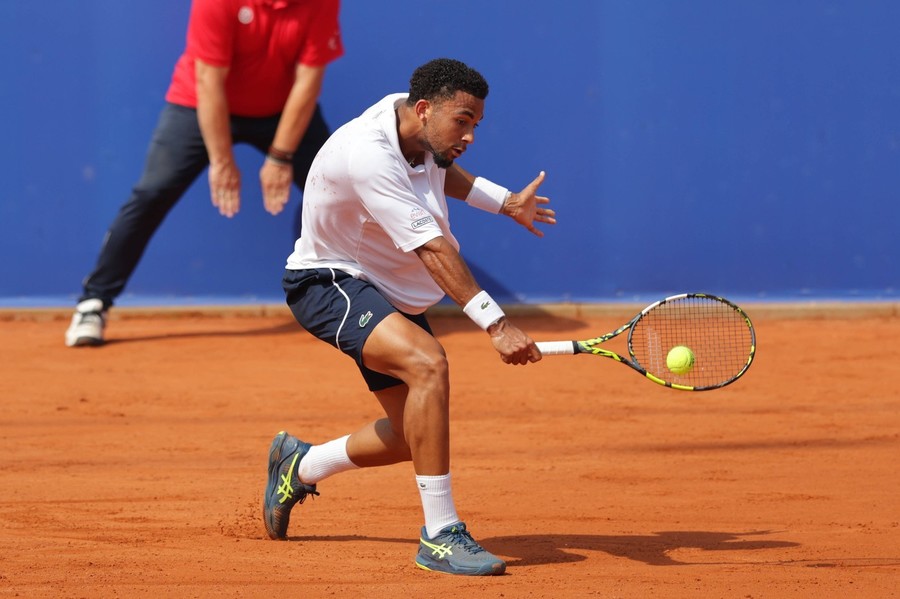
406, 58, 489, 105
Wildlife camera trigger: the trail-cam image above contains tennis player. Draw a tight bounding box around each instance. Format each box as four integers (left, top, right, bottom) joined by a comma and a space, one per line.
263, 58, 556, 576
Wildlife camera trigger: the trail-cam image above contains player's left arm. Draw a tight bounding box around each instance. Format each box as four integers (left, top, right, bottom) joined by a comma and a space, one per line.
443, 163, 477, 200
444, 165, 557, 237
259, 64, 326, 216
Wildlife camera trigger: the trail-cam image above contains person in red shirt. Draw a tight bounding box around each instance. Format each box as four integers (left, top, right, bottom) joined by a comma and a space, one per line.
65, 0, 343, 347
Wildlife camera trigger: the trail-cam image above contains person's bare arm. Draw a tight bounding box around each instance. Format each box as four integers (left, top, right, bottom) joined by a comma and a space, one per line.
414, 236, 541, 365
195, 59, 241, 217
259, 64, 327, 216
444, 165, 557, 236
444, 163, 477, 200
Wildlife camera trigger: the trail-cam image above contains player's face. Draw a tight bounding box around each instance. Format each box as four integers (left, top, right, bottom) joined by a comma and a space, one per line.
421, 91, 484, 168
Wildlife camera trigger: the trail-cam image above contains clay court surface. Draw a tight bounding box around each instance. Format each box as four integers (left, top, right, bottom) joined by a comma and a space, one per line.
1, 304, 898, 597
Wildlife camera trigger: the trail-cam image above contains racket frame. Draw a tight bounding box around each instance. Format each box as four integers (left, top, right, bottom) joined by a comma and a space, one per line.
536, 293, 756, 391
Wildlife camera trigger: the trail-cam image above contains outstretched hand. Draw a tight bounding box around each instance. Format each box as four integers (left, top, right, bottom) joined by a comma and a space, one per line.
501, 171, 556, 237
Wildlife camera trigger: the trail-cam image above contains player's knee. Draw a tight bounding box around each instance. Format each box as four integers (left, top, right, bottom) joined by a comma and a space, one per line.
403, 346, 449, 388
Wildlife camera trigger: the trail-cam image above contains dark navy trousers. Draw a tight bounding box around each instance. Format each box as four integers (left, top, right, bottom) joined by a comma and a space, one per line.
80, 102, 330, 308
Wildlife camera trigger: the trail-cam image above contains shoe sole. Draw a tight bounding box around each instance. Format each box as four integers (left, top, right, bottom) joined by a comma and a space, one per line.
65, 336, 104, 348
263, 431, 308, 540
415, 556, 506, 576
263, 432, 290, 540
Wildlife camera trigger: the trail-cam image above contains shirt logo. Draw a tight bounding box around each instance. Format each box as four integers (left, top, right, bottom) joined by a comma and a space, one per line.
410, 207, 426, 220
328, 27, 341, 50
411, 216, 435, 230
359, 311, 373, 328
238, 7, 254, 24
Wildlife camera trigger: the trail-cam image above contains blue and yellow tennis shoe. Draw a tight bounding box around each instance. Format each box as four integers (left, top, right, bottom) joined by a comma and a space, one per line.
415, 522, 506, 576
263, 431, 318, 540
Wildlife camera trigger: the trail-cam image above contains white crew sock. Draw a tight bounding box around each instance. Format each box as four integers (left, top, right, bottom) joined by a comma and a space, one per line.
416, 473, 460, 539
297, 435, 358, 484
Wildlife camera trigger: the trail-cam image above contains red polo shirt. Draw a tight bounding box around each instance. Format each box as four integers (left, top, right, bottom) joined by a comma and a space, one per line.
165, 0, 343, 117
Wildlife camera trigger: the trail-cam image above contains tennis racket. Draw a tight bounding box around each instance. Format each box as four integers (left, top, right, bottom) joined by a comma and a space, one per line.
536, 293, 756, 391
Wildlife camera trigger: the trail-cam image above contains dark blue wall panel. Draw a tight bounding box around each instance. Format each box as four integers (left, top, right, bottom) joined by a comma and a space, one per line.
2, 1, 897, 305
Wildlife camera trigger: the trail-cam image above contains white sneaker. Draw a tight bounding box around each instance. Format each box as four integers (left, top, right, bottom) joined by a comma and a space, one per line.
65, 299, 107, 347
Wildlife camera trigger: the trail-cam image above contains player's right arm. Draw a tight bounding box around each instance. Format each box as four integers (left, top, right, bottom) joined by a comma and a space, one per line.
195, 59, 241, 217
413, 237, 541, 365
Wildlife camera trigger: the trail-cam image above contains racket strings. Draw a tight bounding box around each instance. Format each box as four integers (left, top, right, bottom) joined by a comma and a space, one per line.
630, 296, 754, 389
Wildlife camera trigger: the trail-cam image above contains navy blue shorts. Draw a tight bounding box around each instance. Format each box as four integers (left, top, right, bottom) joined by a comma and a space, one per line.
283, 268, 433, 391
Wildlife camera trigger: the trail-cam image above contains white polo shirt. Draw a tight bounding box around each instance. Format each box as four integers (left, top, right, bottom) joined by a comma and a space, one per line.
285, 94, 460, 315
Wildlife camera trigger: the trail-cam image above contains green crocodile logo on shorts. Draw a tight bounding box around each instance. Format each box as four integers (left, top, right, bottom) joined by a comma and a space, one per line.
359, 311, 373, 327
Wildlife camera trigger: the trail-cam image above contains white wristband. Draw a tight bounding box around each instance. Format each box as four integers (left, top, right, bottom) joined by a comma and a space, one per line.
465, 177, 509, 214
463, 290, 505, 330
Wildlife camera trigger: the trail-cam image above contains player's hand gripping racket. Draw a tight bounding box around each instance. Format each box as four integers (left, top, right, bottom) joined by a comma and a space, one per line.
536, 293, 756, 391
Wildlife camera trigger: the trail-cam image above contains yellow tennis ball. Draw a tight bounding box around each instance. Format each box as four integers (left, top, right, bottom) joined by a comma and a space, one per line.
666, 345, 695, 375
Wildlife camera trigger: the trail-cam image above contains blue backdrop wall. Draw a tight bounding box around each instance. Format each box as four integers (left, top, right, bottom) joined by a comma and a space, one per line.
2, 1, 898, 306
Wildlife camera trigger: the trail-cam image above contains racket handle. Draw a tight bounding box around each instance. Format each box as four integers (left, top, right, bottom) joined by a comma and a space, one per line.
535, 341, 577, 356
